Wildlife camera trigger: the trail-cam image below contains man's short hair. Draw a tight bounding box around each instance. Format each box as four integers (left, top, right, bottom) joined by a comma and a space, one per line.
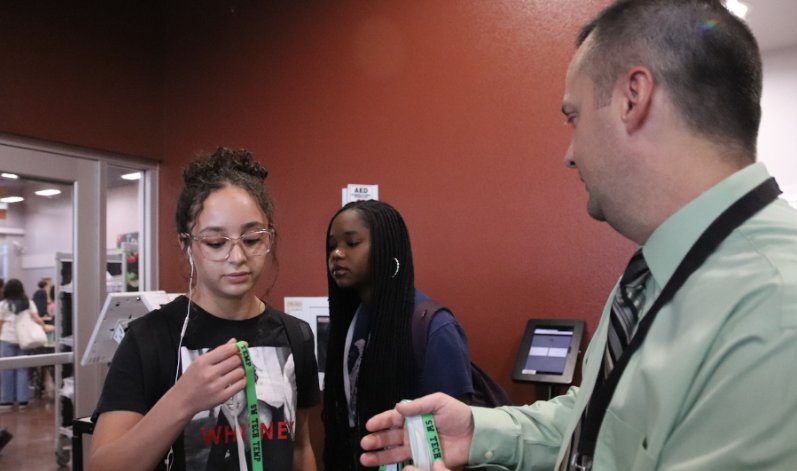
578, 0, 762, 158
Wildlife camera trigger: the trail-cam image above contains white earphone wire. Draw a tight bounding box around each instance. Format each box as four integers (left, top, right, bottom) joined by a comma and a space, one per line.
174, 248, 194, 384
166, 247, 194, 468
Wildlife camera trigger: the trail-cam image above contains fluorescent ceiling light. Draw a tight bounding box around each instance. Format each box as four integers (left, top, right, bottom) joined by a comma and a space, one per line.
121, 172, 142, 180
0, 196, 24, 203
725, 0, 748, 19
35, 189, 61, 196
1, 173, 19, 179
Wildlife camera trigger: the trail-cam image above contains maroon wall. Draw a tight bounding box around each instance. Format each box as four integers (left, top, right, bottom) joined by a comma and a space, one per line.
159, 8, 639, 465
160, 0, 633, 403
1, 0, 638, 463
0, 1, 163, 158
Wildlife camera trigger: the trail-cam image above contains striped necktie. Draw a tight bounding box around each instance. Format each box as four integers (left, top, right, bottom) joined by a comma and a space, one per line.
561, 248, 650, 471
603, 248, 650, 378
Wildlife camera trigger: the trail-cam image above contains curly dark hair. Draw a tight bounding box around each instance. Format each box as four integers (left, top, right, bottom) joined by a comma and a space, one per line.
322, 200, 415, 471
175, 147, 274, 236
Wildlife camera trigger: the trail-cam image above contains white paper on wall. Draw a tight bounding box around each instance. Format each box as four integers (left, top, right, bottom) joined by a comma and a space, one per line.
284, 296, 330, 389
341, 184, 379, 206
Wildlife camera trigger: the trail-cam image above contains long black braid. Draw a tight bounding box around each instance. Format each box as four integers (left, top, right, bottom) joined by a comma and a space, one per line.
322, 200, 416, 471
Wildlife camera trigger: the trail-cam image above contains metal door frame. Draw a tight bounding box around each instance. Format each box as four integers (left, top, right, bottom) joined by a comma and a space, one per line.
0, 132, 158, 418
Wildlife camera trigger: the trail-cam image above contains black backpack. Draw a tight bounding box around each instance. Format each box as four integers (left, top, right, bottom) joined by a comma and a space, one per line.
411, 299, 513, 408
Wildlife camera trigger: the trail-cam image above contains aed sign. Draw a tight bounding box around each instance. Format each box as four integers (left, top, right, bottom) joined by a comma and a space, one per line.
342, 184, 379, 205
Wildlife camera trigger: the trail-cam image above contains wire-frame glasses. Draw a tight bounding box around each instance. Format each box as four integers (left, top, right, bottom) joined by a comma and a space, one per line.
184, 229, 274, 261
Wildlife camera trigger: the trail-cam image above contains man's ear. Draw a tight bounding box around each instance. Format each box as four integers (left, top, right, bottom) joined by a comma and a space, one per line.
618, 65, 655, 134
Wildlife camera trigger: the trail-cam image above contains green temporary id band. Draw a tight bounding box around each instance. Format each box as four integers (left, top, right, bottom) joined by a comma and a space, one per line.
422, 413, 444, 463
236, 341, 263, 471
378, 402, 443, 471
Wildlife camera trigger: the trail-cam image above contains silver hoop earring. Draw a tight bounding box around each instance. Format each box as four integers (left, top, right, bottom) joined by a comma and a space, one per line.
392, 257, 400, 278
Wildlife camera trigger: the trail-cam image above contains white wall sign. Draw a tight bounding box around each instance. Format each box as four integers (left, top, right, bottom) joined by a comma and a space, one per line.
341, 184, 378, 206
21, 253, 54, 269
284, 296, 330, 389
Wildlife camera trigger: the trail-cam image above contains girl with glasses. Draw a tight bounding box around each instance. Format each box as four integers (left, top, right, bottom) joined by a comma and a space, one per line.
323, 200, 474, 470
90, 148, 320, 471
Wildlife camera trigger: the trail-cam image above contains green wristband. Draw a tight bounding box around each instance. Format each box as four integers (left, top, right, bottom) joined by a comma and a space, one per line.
236, 341, 263, 471
421, 413, 443, 463
379, 400, 443, 471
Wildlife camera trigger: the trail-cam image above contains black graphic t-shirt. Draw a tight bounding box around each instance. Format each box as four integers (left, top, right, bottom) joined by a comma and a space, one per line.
93, 296, 321, 471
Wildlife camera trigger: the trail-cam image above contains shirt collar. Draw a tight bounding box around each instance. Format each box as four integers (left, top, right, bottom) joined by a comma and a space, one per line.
643, 162, 772, 289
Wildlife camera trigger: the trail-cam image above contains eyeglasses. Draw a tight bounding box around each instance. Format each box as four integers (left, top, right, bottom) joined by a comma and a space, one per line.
184, 229, 274, 261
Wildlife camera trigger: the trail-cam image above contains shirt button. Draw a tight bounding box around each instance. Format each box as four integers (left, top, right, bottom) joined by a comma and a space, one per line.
485, 451, 494, 460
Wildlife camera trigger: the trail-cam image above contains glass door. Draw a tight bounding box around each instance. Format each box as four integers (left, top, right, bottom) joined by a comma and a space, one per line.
0, 134, 158, 468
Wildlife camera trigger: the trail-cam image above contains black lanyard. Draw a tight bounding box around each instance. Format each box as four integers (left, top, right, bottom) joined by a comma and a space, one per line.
577, 177, 781, 459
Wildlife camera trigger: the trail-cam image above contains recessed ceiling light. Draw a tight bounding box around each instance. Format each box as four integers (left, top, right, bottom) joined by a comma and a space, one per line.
121, 172, 142, 180
1, 173, 19, 179
35, 189, 61, 196
725, 0, 748, 19
0, 196, 24, 203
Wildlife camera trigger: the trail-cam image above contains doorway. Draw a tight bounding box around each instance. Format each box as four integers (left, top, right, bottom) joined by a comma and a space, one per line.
0, 133, 158, 469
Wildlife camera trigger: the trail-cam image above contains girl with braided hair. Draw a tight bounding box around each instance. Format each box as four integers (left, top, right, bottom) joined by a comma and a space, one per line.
323, 200, 473, 470
90, 148, 320, 471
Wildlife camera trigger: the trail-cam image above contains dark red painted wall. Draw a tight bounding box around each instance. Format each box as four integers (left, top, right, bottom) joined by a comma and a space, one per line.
1, 0, 639, 463
0, 1, 163, 158
159, 0, 633, 409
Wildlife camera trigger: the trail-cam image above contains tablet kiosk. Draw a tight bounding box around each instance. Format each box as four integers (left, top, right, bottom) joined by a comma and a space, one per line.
80, 291, 182, 366
512, 319, 585, 385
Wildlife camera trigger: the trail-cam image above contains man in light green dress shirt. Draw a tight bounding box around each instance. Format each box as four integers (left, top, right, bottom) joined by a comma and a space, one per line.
359, 0, 797, 470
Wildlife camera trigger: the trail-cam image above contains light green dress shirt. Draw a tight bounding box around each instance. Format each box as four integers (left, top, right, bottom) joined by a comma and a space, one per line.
468, 163, 797, 470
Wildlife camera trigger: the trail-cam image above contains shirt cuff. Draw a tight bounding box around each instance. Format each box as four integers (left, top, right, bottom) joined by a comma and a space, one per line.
468, 406, 522, 470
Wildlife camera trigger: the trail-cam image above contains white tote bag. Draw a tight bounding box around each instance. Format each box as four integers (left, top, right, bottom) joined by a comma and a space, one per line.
15, 310, 47, 350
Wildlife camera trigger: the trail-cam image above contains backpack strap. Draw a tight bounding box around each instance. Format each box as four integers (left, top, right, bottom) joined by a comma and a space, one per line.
277, 310, 310, 389
128, 310, 179, 408
411, 299, 449, 373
